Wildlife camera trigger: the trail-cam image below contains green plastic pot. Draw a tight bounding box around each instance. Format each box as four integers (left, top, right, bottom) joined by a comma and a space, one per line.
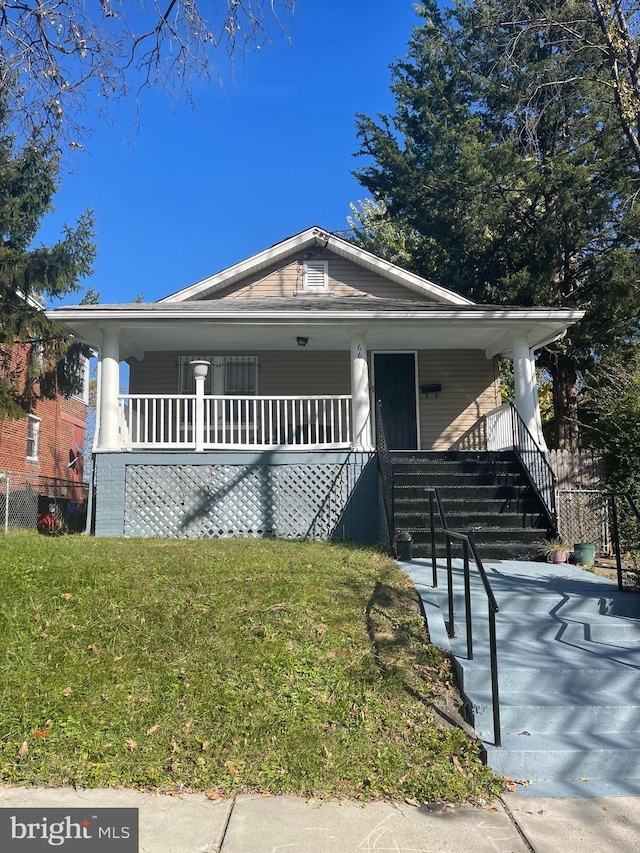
573, 543, 596, 566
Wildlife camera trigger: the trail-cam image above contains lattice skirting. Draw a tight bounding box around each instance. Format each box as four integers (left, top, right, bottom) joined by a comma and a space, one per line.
120, 459, 376, 541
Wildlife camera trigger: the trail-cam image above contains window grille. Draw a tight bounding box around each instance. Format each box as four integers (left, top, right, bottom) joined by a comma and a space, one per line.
178, 355, 213, 394
178, 356, 258, 396
224, 356, 257, 395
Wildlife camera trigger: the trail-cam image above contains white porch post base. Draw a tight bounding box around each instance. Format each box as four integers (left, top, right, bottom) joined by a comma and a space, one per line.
98, 327, 121, 450
349, 328, 372, 450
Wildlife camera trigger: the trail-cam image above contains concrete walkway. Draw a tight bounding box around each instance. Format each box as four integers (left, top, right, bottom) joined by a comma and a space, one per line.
403, 557, 640, 796
2, 787, 640, 852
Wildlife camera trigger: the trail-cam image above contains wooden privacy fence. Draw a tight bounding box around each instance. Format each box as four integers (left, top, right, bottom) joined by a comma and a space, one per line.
548, 449, 605, 489
548, 450, 609, 553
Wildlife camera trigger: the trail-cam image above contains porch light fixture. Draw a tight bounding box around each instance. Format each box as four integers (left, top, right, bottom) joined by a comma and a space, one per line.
296, 336, 309, 347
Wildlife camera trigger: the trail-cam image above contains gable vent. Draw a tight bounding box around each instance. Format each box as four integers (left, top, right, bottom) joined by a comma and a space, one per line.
303, 260, 328, 291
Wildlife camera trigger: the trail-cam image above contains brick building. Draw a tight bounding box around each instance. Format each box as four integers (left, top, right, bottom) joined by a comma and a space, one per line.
0, 340, 89, 528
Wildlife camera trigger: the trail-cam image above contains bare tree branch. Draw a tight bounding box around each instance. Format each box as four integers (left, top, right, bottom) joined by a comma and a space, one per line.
0, 0, 294, 146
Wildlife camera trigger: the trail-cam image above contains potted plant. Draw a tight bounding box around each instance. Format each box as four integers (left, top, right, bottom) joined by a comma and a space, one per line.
394, 530, 413, 561
536, 536, 572, 564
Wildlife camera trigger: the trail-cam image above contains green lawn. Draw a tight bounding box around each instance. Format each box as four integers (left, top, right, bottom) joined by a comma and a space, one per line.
0, 532, 503, 802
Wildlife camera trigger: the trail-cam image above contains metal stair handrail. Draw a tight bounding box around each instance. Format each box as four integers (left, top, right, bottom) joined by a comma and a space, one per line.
428, 489, 501, 747
507, 403, 558, 530
605, 492, 640, 591
375, 400, 395, 546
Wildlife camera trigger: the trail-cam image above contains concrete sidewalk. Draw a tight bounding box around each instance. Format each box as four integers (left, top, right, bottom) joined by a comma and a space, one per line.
1, 787, 639, 852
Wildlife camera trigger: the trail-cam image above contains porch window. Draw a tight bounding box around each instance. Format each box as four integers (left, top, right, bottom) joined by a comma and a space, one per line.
178, 355, 213, 394
178, 355, 258, 396
302, 260, 328, 292
27, 415, 40, 460
224, 356, 258, 396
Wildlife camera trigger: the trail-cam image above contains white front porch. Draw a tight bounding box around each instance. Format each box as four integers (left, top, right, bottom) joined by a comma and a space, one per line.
93, 322, 551, 455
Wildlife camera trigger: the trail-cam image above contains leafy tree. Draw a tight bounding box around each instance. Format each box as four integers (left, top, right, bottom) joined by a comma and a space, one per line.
351, 0, 640, 448
346, 199, 423, 270
0, 1, 294, 143
582, 355, 640, 562
0, 94, 96, 419
582, 356, 640, 494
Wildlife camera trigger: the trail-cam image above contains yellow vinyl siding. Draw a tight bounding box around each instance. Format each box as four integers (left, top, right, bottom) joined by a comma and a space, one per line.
416, 351, 500, 450
198, 250, 438, 302
129, 351, 351, 397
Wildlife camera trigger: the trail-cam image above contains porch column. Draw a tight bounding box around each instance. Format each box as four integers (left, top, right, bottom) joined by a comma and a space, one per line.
512, 333, 546, 450
349, 327, 372, 450
190, 360, 210, 452
98, 327, 120, 450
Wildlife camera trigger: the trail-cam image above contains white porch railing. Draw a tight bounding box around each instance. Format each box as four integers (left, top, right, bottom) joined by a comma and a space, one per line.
118, 395, 352, 450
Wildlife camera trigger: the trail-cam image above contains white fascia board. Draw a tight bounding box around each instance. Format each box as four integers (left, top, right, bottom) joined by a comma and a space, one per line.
157, 226, 475, 306
48, 307, 585, 324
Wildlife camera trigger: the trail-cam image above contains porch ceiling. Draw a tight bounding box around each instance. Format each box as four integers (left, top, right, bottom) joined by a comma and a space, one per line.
49, 301, 584, 362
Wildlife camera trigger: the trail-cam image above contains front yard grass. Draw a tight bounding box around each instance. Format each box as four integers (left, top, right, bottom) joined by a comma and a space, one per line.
0, 533, 503, 802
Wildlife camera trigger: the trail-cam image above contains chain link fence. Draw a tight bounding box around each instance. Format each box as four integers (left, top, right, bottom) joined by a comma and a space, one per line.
0, 471, 88, 533
556, 489, 610, 554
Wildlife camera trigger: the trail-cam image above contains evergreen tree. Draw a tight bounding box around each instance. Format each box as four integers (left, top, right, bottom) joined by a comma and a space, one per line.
0, 89, 96, 419
351, 0, 640, 448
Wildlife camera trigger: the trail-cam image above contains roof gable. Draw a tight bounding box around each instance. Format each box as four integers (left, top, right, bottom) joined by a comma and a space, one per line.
158, 226, 474, 306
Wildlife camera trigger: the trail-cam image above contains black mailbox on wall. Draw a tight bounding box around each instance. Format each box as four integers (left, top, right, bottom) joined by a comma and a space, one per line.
420, 383, 442, 398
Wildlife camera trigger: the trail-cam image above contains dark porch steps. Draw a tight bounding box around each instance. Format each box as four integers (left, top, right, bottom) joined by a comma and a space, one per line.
396, 507, 547, 530
391, 450, 554, 561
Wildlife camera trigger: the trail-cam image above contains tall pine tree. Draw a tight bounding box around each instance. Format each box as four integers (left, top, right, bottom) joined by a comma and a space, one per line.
0, 82, 96, 419
352, 0, 640, 448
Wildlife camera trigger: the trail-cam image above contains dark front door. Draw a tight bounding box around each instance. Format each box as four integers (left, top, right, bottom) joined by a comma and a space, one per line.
374, 353, 418, 450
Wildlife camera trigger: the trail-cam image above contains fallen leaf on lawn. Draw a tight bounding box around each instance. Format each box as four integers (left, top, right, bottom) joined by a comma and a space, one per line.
89, 645, 100, 656
170, 763, 179, 774
62, 593, 73, 600
18, 741, 29, 757
62, 686, 73, 697
205, 790, 223, 801
201, 740, 210, 751
227, 765, 238, 776
146, 725, 161, 736
404, 798, 420, 807
124, 738, 138, 751
171, 741, 180, 754
260, 790, 273, 797
33, 728, 51, 738
112, 655, 123, 663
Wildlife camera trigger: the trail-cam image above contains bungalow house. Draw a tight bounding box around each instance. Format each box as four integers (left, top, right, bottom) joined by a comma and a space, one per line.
48, 227, 583, 548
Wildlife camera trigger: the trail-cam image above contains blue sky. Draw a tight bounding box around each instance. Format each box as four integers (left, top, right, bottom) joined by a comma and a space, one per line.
39, 1, 422, 306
